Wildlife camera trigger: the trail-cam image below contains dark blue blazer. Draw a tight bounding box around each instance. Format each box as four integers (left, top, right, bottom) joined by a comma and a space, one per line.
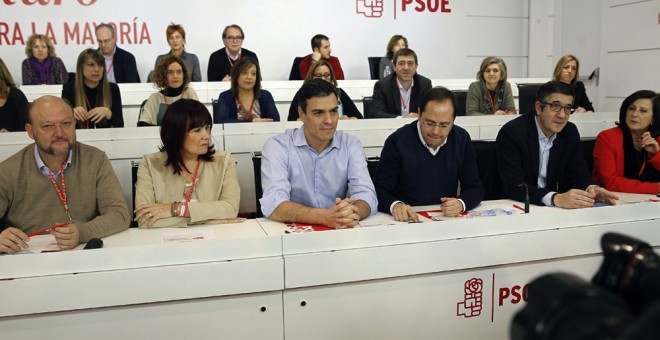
214, 89, 280, 123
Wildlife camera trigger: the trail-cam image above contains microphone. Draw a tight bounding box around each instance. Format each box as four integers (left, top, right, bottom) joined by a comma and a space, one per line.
518, 183, 530, 214
83, 238, 104, 250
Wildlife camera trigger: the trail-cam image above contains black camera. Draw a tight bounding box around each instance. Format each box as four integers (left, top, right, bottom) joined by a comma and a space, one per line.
511, 232, 660, 340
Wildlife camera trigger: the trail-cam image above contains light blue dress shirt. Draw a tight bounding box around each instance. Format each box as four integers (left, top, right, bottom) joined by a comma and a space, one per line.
260, 127, 378, 218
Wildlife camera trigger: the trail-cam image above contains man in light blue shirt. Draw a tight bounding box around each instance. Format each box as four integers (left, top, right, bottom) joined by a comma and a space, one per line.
260, 79, 377, 228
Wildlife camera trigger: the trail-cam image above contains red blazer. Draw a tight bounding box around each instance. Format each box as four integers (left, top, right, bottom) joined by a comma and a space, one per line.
299, 55, 345, 80
593, 127, 660, 194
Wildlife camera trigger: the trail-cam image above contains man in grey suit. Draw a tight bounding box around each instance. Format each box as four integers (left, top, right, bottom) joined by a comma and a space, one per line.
367, 48, 432, 119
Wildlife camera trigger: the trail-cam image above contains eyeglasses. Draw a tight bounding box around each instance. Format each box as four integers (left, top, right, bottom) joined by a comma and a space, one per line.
421, 120, 451, 130
313, 73, 331, 79
225, 36, 243, 41
97, 39, 113, 46
542, 102, 574, 114
396, 61, 416, 68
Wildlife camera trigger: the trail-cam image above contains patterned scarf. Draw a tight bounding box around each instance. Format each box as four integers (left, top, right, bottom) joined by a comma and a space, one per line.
481, 81, 505, 114
29, 56, 53, 84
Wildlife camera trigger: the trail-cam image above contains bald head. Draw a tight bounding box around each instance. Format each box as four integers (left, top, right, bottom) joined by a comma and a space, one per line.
26, 96, 77, 159
28, 95, 74, 124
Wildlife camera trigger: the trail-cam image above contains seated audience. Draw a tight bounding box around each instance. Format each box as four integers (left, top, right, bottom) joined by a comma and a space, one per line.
207, 24, 259, 82
368, 48, 432, 119
61, 49, 124, 128
154, 23, 201, 82
260, 79, 377, 228
287, 59, 362, 121
466, 57, 516, 116
379, 35, 408, 80
95, 23, 141, 83
494, 81, 618, 208
374, 87, 483, 222
593, 90, 660, 194
21, 34, 68, 85
139, 55, 199, 126
0, 57, 28, 132
214, 57, 279, 123
299, 34, 345, 80
135, 99, 240, 228
0, 96, 130, 254
553, 54, 594, 112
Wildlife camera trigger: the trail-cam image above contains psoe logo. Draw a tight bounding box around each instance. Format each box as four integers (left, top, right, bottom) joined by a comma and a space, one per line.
356, 0, 384, 18
457, 278, 483, 318
356, 0, 451, 18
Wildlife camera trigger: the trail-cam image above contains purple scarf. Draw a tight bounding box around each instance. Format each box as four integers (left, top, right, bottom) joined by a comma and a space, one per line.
29, 56, 53, 83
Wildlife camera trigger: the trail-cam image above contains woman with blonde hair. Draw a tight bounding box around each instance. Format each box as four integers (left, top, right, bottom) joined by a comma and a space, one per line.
21, 34, 68, 85
552, 54, 594, 112
61, 49, 123, 128
0, 57, 28, 132
379, 35, 408, 79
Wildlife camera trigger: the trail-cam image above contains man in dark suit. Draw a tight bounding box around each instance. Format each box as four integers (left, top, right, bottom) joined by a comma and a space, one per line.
207, 24, 259, 82
95, 23, 141, 83
367, 48, 432, 119
495, 81, 618, 208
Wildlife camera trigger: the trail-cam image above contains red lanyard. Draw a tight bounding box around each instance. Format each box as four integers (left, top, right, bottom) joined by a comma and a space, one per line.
183, 158, 201, 203
486, 87, 497, 114
47, 162, 73, 223
106, 60, 114, 75
227, 51, 242, 68
396, 79, 410, 114
238, 97, 255, 121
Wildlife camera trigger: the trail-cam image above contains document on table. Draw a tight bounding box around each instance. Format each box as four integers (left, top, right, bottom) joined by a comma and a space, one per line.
3, 235, 60, 255
359, 213, 410, 227
418, 204, 521, 221
162, 228, 217, 243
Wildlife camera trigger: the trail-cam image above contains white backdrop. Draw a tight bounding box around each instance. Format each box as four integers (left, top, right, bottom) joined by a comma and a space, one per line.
1, 0, 532, 82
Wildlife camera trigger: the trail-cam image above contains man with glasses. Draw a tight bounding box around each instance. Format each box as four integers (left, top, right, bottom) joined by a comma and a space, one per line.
95, 23, 140, 83
207, 24, 259, 81
0, 96, 131, 253
367, 48, 432, 119
373, 87, 483, 222
495, 81, 618, 208
298, 34, 345, 80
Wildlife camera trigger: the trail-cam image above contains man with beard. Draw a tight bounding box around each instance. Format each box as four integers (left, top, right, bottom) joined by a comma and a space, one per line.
0, 96, 131, 253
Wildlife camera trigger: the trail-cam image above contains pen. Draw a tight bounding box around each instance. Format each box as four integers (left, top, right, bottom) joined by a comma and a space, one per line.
27, 222, 70, 237
512, 204, 525, 212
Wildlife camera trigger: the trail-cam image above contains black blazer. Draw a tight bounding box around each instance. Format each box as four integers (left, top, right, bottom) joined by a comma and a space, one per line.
207, 47, 259, 81
367, 73, 432, 118
494, 111, 594, 205
572, 81, 594, 112
110, 46, 140, 83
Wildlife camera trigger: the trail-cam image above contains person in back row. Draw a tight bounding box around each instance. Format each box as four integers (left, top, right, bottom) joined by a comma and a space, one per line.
207, 24, 259, 82
95, 23, 141, 83
368, 48, 432, 119
260, 79, 377, 228
299, 34, 345, 80
154, 23, 201, 82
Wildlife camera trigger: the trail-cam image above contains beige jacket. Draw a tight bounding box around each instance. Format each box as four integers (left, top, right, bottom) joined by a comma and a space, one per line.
135, 151, 240, 228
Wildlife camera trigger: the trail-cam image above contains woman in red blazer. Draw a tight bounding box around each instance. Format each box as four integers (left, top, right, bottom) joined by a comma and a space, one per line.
593, 90, 660, 194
